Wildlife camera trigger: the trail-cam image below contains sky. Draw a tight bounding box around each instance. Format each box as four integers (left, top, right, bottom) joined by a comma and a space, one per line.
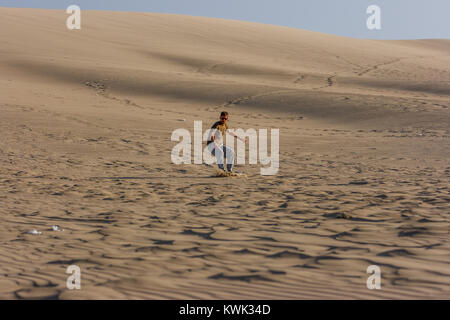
0, 0, 449, 40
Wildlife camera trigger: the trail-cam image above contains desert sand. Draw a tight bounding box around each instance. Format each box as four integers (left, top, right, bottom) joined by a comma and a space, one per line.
0, 8, 449, 299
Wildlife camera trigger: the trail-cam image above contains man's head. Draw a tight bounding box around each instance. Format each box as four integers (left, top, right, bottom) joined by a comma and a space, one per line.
220, 111, 229, 124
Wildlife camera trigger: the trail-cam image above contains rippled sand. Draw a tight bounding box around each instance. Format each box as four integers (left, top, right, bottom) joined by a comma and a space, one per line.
0, 8, 449, 299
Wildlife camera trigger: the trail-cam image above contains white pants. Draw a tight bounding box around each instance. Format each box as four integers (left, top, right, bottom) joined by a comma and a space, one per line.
207, 143, 235, 171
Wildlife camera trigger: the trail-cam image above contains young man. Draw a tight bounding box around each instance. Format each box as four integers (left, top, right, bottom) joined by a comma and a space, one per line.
207, 111, 244, 172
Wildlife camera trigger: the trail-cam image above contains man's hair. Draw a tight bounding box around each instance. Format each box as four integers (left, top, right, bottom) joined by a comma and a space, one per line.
220, 111, 229, 117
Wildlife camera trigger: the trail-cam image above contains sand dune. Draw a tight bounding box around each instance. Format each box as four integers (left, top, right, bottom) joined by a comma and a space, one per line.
0, 8, 449, 299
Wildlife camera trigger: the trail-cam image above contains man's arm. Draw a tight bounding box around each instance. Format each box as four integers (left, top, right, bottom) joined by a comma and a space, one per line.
209, 122, 219, 142
227, 130, 246, 143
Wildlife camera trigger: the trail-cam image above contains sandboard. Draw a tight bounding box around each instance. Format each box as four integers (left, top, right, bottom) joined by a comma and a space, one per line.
215, 169, 247, 178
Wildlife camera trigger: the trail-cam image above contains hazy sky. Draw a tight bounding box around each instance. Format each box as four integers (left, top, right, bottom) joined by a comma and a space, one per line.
1, 0, 449, 39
